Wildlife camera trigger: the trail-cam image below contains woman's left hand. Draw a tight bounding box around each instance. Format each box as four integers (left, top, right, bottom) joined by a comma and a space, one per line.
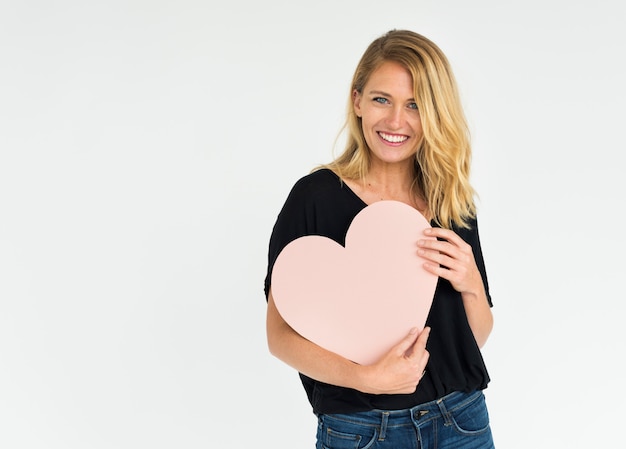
417, 226, 493, 347
417, 227, 482, 296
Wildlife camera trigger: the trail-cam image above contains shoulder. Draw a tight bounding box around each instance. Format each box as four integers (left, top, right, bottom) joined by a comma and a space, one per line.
274, 167, 362, 242
290, 168, 339, 193
452, 216, 482, 246
283, 168, 342, 205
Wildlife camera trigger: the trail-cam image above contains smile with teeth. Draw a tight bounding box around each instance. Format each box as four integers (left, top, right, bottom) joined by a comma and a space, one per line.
378, 132, 408, 143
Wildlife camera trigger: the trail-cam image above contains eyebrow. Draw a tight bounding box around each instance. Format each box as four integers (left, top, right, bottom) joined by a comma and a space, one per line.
368, 90, 416, 102
368, 90, 392, 97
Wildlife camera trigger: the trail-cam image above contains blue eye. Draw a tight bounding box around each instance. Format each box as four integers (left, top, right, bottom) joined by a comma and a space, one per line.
408, 102, 419, 110
373, 97, 389, 104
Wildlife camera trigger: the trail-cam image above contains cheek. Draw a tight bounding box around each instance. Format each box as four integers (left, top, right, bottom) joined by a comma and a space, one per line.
412, 118, 424, 136
359, 114, 373, 133
361, 119, 378, 145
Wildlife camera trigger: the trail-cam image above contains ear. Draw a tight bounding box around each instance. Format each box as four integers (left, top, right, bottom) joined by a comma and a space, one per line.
353, 89, 362, 117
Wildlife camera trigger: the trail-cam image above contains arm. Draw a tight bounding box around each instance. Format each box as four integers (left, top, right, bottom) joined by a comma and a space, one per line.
459, 283, 493, 348
266, 289, 431, 395
417, 227, 493, 348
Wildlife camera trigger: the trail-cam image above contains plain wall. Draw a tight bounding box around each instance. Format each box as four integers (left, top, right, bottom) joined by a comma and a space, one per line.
1, 1, 624, 447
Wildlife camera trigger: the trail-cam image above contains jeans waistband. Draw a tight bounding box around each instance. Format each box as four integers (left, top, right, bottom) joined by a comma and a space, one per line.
323, 390, 483, 428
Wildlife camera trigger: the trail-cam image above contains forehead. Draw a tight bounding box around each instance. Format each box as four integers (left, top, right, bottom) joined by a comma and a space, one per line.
364, 61, 414, 94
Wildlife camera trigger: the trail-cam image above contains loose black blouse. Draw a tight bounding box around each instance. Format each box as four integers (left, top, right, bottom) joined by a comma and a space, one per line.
264, 168, 492, 415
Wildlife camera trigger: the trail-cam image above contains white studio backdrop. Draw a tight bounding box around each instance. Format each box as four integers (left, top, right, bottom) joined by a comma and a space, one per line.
0, 1, 624, 448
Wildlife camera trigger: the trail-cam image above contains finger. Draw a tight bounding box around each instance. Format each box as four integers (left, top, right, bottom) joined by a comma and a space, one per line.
423, 261, 464, 288
394, 327, 420, 355
423, 229, 473, 260
424, 227, 463, 245
406, 327, 430, 359
417, 239, 461, 261
418, 349, 430, 371
419, 248, 456, 268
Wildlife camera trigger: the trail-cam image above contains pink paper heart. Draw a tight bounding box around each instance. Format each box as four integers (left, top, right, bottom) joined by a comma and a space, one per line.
271, 200, 438, 365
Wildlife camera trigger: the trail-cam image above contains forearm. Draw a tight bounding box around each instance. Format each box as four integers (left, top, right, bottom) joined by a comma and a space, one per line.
461, 287, 493, 348
266, 291, 368, 391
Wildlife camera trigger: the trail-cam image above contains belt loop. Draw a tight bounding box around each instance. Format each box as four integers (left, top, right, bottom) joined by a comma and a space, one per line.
436, 398, 453, 426
378, 411, 389, 441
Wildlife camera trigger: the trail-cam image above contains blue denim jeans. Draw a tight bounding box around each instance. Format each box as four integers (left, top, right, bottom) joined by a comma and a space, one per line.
315, 390, 494, 449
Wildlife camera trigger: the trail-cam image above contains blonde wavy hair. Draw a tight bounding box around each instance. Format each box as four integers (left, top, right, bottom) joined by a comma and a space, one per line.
321, 29, 476, 229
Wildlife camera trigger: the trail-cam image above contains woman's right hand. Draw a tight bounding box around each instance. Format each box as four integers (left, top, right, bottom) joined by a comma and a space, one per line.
267, 288, 430, 395
357, 327, 430, 395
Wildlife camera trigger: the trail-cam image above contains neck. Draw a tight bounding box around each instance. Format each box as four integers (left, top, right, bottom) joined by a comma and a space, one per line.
365, 163, 414, 198
363, 163, 428, 216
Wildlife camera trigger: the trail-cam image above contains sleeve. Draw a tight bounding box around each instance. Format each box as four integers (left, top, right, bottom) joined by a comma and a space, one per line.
263, 176, 317, 300
467, 216, 493, 307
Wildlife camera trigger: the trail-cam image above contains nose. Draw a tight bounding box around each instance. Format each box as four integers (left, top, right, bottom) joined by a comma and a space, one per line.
385, 105, 405, 128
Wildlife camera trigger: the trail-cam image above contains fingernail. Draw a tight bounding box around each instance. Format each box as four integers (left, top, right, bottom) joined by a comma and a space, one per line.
424, 228, 433, 235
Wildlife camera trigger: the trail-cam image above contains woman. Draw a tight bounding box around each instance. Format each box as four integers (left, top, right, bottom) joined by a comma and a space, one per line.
264, 29, 495, 448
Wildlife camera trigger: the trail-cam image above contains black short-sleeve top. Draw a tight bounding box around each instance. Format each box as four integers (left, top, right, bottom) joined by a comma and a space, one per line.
264, 168, 492, 415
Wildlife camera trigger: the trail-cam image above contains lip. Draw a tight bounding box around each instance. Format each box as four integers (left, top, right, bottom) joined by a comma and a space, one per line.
377, 131, 409, 146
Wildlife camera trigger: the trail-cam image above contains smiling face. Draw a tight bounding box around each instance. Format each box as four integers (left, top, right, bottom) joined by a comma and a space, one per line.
353, 61, 423, 170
